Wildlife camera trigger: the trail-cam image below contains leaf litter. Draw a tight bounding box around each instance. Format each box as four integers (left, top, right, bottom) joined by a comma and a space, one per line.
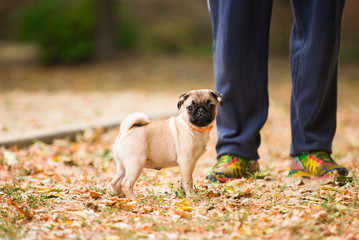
1, 77, 359, 239
1, 122, 358, 240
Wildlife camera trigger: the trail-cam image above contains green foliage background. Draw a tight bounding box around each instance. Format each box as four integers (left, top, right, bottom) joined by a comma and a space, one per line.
13, 0, 359, 64
17, 0, 96, 63
15, 0, 212, 64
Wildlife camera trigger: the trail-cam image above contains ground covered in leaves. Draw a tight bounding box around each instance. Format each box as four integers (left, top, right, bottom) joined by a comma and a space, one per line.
1, 55, 359, 239
0, 126, 359, 239
1, 110, 359, 239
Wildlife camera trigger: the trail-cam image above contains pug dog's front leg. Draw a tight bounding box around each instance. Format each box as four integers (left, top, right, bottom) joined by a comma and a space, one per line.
178, 159, 196, 198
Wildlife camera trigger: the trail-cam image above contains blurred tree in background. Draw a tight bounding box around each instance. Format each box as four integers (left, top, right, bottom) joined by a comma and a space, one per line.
11, 0, 212, 63
0, 0, 358, 64
16, 0, 96, 63
95, 0, 116, 61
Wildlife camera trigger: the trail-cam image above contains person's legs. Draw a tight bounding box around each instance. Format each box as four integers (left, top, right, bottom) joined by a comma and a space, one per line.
209, 0, 273, 160
289, 0, 348, 177
206, 0, 273, 182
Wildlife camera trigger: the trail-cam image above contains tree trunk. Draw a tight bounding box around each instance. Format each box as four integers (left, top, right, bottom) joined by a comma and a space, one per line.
95, 0, 117, 60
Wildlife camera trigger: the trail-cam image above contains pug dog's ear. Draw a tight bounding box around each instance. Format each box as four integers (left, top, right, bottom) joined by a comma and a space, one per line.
177, 93, 190, 109
210, 90, 223, 107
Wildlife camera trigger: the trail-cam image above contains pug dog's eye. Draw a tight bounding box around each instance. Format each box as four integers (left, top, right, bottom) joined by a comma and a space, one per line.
187, 106, 193, 111
208, 104, 215, 110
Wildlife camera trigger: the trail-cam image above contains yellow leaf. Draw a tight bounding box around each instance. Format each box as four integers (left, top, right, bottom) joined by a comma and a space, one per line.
179, 206, 192, 212
226, 186, 235, 192
33, 186, 49, 191
103, 236, 121, 240
321, 186, 343, 193
44, 188, 61, 193
46, 193, 60, 199
174, 199, 188, 207
31, 173, 50, 180
125, 201, 137, 209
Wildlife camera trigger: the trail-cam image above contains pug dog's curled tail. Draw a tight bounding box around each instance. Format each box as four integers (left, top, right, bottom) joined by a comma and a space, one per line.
119, 112, 150, 134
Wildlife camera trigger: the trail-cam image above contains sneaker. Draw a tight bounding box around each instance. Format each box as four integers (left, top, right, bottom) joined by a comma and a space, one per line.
288, 151, 348, 178
205, 154, 259, 183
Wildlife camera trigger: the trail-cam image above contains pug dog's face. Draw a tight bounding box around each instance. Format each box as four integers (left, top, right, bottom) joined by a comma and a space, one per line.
177, 89, 223, 127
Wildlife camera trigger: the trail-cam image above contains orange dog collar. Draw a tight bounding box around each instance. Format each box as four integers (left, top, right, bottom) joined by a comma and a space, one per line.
182, 115, 214, 132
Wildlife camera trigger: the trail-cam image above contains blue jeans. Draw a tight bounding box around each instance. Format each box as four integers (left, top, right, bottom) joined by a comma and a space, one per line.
208, 0, 345, 159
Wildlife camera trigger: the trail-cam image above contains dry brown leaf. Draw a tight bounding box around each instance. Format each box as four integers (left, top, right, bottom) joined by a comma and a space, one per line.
172, 207, 193, 218
0, 70, 358, 240
7, 198, 34, 219
233, 188, 251, 199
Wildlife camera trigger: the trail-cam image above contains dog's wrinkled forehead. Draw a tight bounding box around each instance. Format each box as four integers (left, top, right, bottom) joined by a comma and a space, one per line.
184, 90, 213, 105
177, 89, 223, 110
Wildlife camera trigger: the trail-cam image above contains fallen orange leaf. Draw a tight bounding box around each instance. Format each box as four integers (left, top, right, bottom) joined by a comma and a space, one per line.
89, 191, 102, 199
7, 199, 34, 219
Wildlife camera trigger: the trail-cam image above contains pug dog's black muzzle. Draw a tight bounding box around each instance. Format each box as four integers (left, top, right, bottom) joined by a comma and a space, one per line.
190, 106, 214, 127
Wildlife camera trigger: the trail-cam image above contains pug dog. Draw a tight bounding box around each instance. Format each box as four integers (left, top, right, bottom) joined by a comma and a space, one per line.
111, 89, 223, 200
